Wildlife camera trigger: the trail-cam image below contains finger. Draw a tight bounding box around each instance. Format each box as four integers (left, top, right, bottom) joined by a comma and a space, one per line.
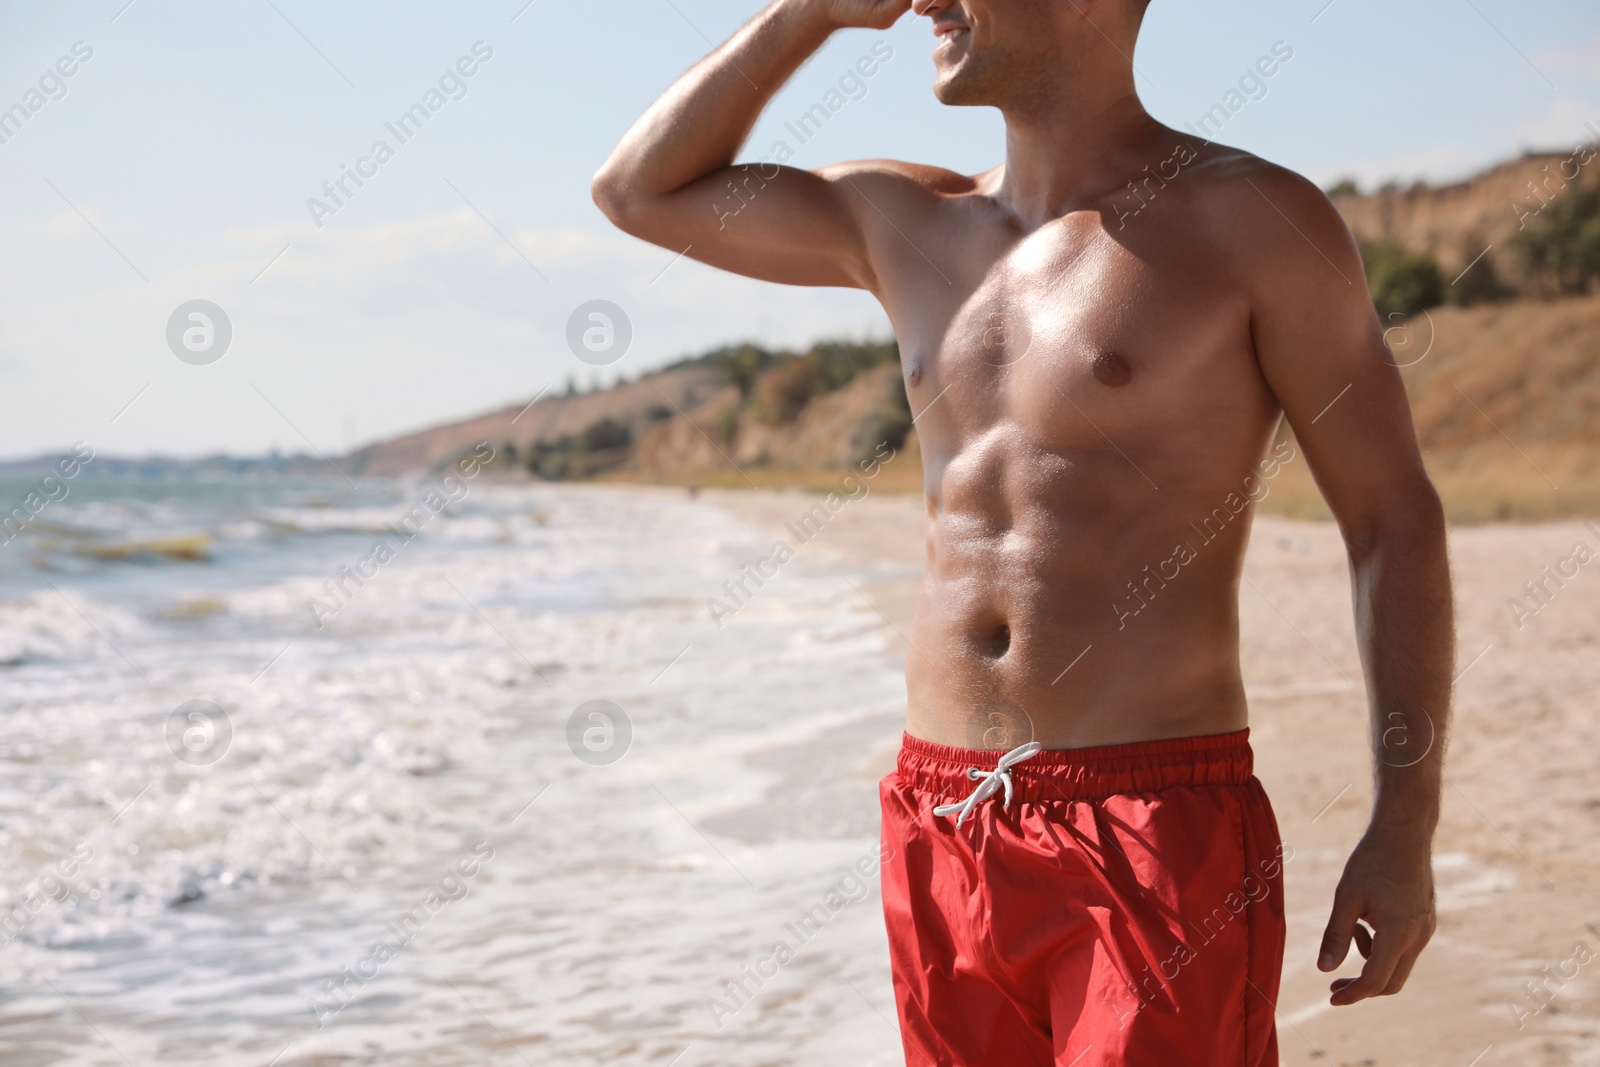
1330, 928, 1407, 1005
1353, 921, 1374, 960
1318, 890, 1363, 972
1380, 946, 1424, 996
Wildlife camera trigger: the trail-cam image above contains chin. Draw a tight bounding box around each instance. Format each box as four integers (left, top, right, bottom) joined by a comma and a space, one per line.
932, 66, 995, 107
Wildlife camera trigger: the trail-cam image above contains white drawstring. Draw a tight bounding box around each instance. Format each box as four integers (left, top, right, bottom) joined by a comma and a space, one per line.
932, 741, 1043, 828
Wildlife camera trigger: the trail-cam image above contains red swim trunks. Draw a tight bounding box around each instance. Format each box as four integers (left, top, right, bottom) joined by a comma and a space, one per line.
879, 729, 1286, 1066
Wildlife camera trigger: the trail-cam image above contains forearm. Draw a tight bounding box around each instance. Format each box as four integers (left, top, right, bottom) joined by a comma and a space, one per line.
593, 0, 833, 208
1347, 492, 1454, 841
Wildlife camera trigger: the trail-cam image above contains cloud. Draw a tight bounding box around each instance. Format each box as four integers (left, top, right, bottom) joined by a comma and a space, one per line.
1538, 31, 1600, 82
19, 209, 108, 242
2, 206, 886, 457
1513, 96, 1600, 152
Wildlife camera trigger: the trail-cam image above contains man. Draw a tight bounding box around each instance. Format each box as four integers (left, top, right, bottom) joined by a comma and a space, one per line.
594, 0, 1454, 1063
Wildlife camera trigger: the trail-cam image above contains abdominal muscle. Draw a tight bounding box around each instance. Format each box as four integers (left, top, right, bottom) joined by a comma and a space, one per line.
901, 441, 1258, 752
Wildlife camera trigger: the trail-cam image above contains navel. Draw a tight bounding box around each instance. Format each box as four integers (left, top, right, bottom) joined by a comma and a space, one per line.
986, 621, 1012, 658
1092, 350, 1133, 388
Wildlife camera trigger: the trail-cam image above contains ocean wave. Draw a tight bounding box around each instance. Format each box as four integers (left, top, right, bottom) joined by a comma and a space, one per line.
253, 505, 419, 536
72, 533, 213, 563
0, 592, 145, 666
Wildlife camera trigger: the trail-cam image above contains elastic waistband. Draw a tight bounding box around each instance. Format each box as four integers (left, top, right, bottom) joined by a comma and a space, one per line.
895, 729, 1254, 805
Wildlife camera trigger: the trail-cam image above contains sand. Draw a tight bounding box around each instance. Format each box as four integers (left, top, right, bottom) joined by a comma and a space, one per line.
709, 486, 1600, 1067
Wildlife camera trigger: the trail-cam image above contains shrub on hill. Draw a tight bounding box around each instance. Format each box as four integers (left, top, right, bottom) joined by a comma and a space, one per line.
1512, 183, 1600, 296
850, 387, 914, 465
1360, 239, 1443, 318
748, 339, 902, 425
1444, 241, 1510, 307
754, 353, 822, 425
710, 344, 781, 397
522, 417, 635, 480
810, 339, 900, 390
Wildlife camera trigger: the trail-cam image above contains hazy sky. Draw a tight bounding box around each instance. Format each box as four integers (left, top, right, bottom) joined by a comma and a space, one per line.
2, 0, 1597, 460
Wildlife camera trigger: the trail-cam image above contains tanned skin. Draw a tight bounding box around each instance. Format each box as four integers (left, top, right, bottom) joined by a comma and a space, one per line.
593, 0, 1454, 1008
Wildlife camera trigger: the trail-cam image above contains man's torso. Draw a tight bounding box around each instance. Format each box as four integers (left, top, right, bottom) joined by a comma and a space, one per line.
864, 133, 1291, 748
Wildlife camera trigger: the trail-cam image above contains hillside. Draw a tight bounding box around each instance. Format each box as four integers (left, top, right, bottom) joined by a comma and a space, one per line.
1268, 293, 1600, 522
345, 338, 924, 492
347, 150, 1600, 521
343, 362, 724, 478
1330, 150, 1600, 283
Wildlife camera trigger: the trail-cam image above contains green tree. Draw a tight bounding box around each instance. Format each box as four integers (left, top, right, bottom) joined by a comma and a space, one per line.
1360, 240, 1443, 318
582, 418, 633, 452
712, 343, 779, 397
1443, 242, 1508, 307
1512, 183, 1600, 295
810, 338, 900, 391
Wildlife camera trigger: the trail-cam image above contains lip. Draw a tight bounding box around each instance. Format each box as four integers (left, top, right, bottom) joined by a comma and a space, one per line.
932, 23, 969, 53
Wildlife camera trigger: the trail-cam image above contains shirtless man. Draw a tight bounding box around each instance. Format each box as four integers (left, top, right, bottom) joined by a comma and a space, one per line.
594, 1, 1454, 1062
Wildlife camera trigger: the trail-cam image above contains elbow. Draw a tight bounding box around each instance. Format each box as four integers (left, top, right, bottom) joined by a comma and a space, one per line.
590, 161, 655, 237
1343, 478, 1447, 564
590, 166, 630, 227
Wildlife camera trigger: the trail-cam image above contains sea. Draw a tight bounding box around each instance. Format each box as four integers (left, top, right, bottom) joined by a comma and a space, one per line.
0, 469, 917, 1066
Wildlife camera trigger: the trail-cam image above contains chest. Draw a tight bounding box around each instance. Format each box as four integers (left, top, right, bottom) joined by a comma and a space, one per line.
893, 221, 1261, 452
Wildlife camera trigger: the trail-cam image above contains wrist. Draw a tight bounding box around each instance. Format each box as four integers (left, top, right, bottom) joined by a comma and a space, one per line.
780, 0, 843, 36
1364, 807, 1439, 848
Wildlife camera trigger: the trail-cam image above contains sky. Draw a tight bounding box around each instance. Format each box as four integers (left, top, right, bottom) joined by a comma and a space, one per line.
1, 0, 1597, 460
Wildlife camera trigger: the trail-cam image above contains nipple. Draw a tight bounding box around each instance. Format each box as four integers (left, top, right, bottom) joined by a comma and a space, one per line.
1092, 350, 1133, 388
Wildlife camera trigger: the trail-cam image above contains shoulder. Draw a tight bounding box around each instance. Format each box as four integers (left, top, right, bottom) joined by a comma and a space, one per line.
1169, 144, 1366, 301
812, 158, 982, 201
1190, 148, 1360, 268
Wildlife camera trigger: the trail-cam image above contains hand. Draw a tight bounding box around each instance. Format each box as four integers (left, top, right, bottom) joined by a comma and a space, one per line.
1319, 829, 1437, 1004
809, 0, 914, 31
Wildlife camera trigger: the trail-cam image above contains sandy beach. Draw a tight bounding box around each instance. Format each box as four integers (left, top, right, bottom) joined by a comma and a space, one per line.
2, 479, 1596, 1067
711, 486, 1600, 1067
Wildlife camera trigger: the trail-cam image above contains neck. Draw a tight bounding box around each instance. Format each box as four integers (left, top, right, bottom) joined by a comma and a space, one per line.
994, 62, 1159, 226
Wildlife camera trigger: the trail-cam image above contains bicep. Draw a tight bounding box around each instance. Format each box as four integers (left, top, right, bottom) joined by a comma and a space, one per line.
1249, 188, 1435, 539
611, 161, 884, 292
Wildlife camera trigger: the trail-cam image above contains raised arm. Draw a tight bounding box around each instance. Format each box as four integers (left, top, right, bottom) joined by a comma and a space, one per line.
1241, 164, 1454, 1006
591, 0, 914, 291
